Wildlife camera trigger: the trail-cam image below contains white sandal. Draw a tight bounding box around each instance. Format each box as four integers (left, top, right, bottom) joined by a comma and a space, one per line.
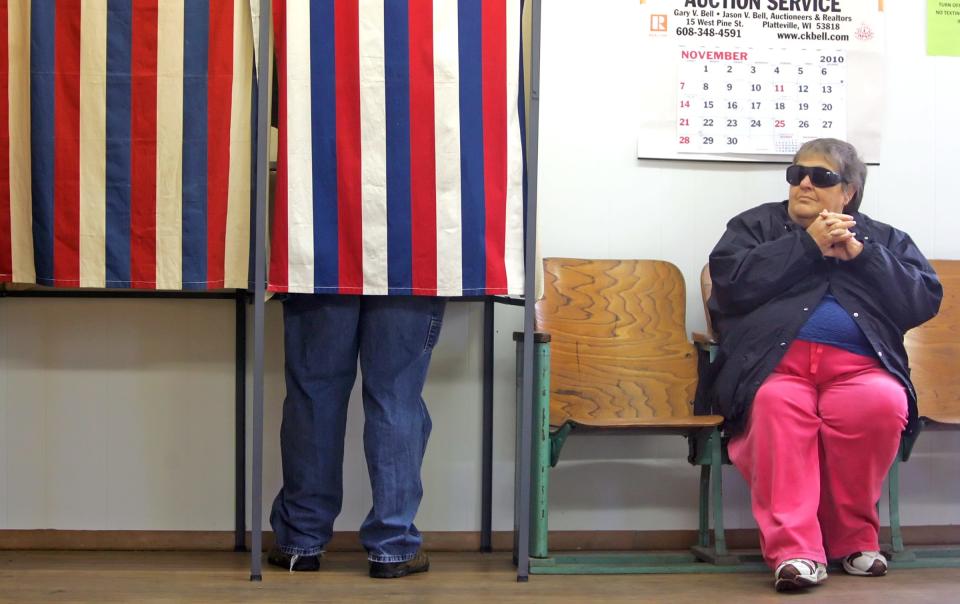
842, 551, 888, 576
774, 558, 826, 591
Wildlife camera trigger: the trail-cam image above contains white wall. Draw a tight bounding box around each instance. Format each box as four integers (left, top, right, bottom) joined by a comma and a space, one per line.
532, 0, 960, 531
2, 0, 959, 535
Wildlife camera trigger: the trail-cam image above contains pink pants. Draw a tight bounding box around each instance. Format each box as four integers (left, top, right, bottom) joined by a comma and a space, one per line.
728, 340, 907, 568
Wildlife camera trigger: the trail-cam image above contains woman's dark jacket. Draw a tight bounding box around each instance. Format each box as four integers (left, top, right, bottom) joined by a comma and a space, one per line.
705, 201, 942, 437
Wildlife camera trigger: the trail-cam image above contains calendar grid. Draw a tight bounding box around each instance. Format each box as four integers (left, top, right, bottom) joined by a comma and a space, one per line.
677, 48, 848, 155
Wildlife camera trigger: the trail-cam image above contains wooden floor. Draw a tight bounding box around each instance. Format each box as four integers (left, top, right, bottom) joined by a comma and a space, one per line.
1, 551, 958, 603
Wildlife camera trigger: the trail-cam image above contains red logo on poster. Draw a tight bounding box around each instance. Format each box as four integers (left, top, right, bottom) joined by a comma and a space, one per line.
855, 23, 874, 41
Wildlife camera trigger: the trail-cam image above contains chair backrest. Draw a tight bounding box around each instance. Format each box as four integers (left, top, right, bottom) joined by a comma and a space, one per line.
700, 263, 716, 340
536, 258, 698, 426
905, 259, 960, 425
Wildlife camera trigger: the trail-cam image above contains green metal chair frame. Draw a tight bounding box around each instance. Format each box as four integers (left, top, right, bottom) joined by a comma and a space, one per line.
514, 258, 752, 574
513, 332, 764, 574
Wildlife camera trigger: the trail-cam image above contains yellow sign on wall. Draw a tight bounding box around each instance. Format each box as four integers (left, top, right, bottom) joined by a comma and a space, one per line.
928, 0, 960, 56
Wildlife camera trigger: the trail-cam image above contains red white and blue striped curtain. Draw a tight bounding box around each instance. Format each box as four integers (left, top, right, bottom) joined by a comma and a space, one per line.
269, 0, 526, 296
0, 0, 256, 290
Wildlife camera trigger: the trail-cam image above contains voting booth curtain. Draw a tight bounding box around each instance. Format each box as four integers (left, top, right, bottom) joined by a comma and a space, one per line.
0, 0, 256, 290
0, 1, 527, 295
269, 0, 527, 297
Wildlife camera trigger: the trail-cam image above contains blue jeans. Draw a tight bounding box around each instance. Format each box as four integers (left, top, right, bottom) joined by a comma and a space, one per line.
270, 294, 446, 563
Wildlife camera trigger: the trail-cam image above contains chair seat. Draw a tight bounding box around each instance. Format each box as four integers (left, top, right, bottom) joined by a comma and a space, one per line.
922, 415, 960, 427
553, 414, 724, 430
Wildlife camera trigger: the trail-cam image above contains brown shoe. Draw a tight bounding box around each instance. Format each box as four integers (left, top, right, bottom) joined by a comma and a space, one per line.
368, 550, 430, 579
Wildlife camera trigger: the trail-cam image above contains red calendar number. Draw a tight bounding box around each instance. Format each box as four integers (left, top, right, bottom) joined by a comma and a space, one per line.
679, 136, 691, 144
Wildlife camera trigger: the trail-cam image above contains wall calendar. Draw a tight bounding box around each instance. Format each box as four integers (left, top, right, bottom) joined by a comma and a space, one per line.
637, 0, 885, 162
677, 47, 847, 154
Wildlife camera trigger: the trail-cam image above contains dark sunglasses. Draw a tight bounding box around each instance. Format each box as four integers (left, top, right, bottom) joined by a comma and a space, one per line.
786, 164, 844, 188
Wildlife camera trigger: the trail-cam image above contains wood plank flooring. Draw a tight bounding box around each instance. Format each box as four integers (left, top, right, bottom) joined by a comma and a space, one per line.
0, 551, 957, 603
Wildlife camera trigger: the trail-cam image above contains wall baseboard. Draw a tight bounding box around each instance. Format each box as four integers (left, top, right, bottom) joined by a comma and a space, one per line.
2, 526, 958, 551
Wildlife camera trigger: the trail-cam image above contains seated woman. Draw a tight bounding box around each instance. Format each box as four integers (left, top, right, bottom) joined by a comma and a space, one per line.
706, 138, 942, 592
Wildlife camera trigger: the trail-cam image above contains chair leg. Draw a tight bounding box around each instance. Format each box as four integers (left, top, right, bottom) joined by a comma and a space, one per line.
698, 464, 711, 548
530, 341, 551, 559
709, 429, 728, 556
888, 442, 905, 554
512, 339, 523, 564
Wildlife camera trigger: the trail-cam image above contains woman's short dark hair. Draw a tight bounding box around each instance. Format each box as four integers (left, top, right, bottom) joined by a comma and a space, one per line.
793, 138, 867, 212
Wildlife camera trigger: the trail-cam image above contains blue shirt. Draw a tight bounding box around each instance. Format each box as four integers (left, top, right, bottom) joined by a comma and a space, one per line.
796, 293, 875, 357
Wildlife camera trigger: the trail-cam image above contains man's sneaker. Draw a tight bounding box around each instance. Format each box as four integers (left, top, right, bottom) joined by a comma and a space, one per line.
267, 546, 321, 572
774, 558, 823, 592
842, 551, 888, 577
368, 550, 430, 579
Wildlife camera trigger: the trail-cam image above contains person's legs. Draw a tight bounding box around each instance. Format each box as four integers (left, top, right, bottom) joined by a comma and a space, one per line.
357, 295, 446, 564
815, 345, 907, 561
728, 341, 826, 570
270, 295, 362, 557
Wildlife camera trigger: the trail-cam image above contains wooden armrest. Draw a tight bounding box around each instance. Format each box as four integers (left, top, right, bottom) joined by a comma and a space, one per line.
512, 331, 552, 343
692, 331, 717, 348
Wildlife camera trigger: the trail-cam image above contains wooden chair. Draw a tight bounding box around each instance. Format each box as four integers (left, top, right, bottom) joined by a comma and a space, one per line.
906, 260, 960, 429
691, 264, 719, 416
697, 261, 912, 556
516, 258, 734, 573
699, 260, 960, 566
889, 259, 960, 562
695, 263, 716, 347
